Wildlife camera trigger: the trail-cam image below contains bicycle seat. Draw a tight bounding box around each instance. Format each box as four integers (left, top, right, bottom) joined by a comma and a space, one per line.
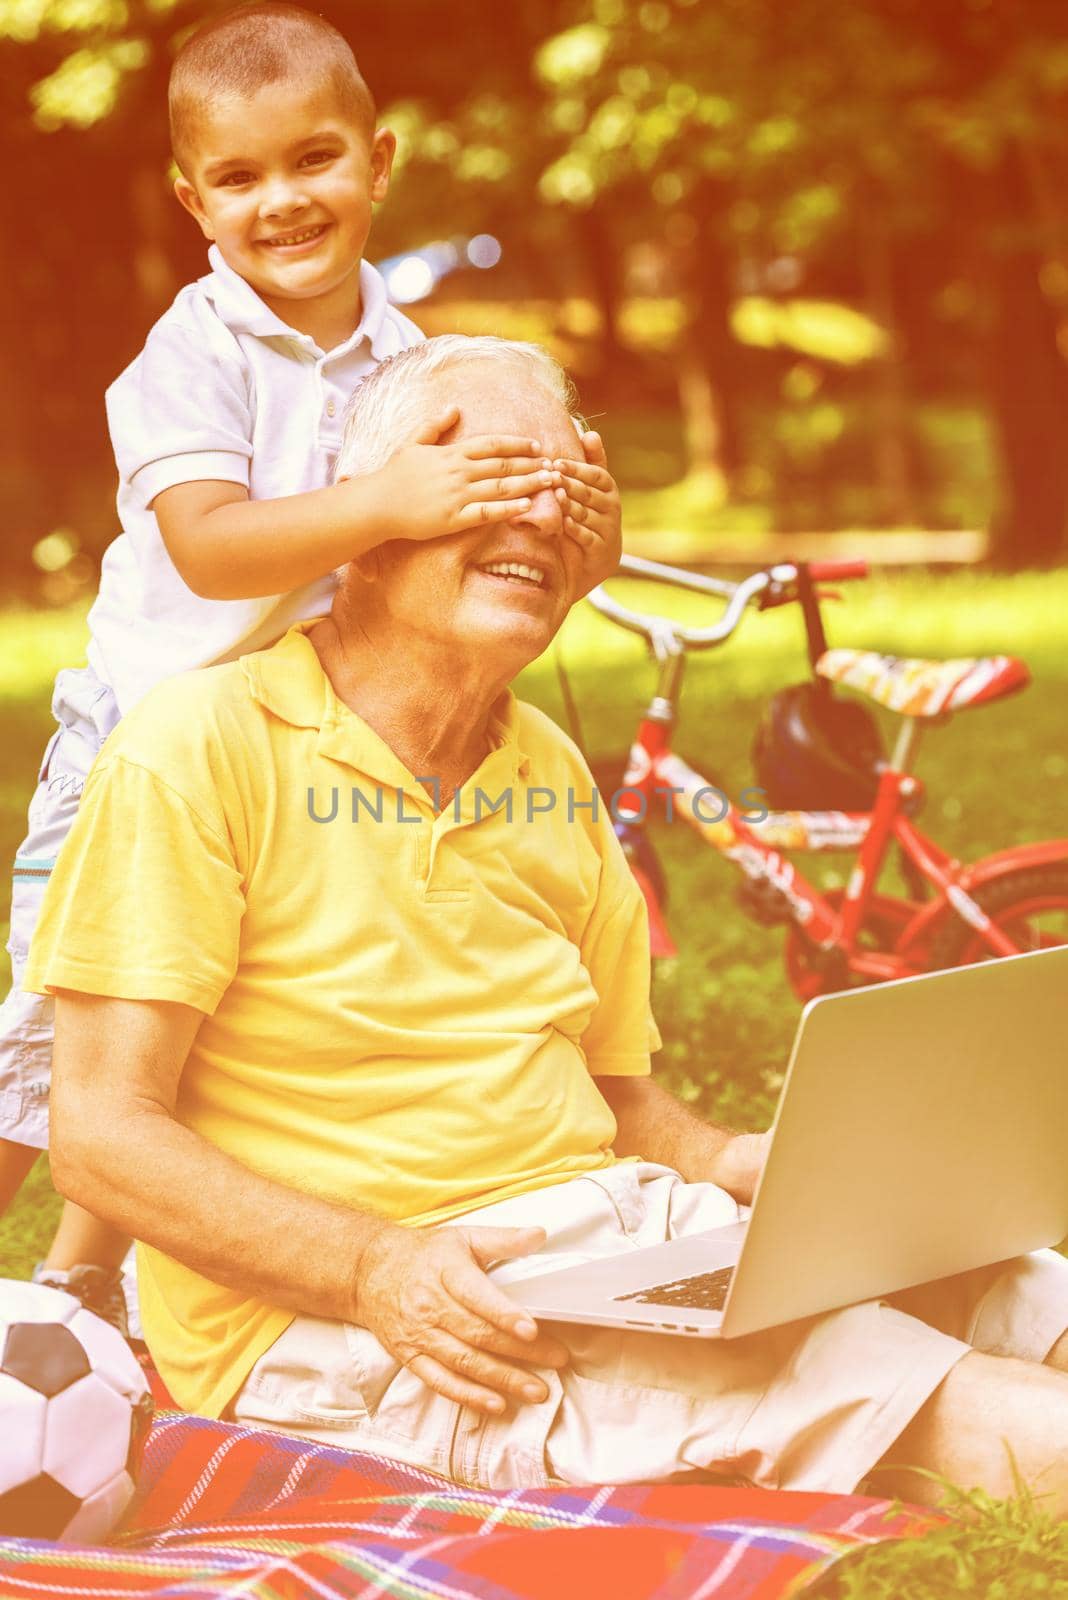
814, 648, 1030, 717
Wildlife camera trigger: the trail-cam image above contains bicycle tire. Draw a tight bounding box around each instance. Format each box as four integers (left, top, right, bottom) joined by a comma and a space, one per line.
927, 863, 1068, 969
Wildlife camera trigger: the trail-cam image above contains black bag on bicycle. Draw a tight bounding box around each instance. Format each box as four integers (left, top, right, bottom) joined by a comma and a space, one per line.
752, 682, 884, 811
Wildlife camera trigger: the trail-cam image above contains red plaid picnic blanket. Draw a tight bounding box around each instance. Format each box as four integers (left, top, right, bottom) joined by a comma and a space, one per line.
0, 1403, 940, 1600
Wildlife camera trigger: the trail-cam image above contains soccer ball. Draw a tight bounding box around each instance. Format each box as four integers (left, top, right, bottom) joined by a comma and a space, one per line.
0, 1279, 154, 1543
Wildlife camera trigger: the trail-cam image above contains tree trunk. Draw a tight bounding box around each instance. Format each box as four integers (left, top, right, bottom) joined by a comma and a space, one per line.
857, 206, 917, 526
131, 160, 181, 315
689, 214, 745, 480
675, 344, 722, 477
986, 153, 1068, 565
575, 205, 629, 369
671, 185, 747, 487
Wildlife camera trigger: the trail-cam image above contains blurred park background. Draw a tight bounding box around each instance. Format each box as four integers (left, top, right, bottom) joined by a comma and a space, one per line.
3, 0, 1068, 1263
5, 0, 1068, 587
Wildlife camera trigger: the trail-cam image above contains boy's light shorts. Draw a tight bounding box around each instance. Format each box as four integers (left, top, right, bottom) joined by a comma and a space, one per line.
229, 1160, 1068, 1492
0, 664, 119, 1148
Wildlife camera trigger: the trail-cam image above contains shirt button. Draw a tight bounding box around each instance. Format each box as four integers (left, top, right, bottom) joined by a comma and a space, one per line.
326, 399, 336, 417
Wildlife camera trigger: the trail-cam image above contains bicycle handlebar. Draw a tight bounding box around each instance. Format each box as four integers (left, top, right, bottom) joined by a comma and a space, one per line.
807, 559, 869, 582
585, 554, 867, 651
586, 556, 771, 650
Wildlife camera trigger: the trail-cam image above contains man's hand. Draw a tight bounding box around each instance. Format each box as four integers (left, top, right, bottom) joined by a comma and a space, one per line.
552, 430, 622, 596
709, 1131, 772, 1207
344, 407, 552, 545
354, 1222, 570, 1416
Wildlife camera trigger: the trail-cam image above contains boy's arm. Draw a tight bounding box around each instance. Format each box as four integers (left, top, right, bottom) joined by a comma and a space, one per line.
154, 416, 552, 601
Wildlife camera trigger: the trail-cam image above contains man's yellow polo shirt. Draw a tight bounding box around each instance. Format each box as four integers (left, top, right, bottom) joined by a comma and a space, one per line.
27, 624, 659, 1418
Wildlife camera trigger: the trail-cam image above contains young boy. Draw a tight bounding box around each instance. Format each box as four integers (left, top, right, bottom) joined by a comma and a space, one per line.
0, 1, 622, 1330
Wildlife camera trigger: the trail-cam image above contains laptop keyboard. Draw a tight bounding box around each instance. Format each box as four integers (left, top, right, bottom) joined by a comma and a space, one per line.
614, 1265, 735, 1312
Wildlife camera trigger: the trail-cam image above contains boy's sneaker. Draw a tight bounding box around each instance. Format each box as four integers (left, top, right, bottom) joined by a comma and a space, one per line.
31, 1262, 130, 1339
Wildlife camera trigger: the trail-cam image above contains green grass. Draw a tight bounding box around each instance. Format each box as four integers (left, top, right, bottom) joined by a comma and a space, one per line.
0, 572, 1065, 1586
809, 1477, 1068, 1598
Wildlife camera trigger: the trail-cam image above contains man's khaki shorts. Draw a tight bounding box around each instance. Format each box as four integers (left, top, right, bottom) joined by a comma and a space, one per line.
229, 1162, 1068, 1492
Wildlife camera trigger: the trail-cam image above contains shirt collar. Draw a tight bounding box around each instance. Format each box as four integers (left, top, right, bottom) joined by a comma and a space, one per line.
204, 245, 296, 339
243, 624, 532, 793
204, 246, 395, 358
350, 259, 395, 361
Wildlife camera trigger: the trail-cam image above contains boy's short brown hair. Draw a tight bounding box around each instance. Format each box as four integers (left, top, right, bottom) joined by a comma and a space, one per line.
169, 2, 376, 175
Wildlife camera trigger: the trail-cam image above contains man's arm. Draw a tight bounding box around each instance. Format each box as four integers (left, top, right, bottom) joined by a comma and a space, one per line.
571, 836, 770, 1202
51, 990, 568, 1413
50, 991, 392, 1320
594, 1075, 769, 1205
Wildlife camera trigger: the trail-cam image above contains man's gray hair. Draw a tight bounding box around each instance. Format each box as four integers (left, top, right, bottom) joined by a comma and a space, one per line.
335, 334, 580, 480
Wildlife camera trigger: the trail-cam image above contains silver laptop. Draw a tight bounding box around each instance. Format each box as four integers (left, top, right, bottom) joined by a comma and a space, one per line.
501, 947, 1068, 1340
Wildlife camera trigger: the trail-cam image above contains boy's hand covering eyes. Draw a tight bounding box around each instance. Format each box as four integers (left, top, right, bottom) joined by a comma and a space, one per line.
345, 405, 549, 542
551, 431, 622, 595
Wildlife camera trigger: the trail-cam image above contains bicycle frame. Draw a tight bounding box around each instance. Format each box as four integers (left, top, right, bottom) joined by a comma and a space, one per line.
590, 556, 1068, 978
611, 703, 1068, 976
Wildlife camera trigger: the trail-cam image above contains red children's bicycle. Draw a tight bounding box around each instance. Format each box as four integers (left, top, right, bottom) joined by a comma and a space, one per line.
584, 555, 1068, 999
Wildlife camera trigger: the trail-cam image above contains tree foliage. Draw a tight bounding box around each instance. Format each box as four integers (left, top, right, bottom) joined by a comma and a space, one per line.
3, 0, 1068, 569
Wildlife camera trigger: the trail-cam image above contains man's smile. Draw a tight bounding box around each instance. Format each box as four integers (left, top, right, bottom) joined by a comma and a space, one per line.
476, 559, 548, 590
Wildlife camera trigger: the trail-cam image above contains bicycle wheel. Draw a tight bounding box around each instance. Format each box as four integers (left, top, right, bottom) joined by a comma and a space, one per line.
928, 863, 1068, 969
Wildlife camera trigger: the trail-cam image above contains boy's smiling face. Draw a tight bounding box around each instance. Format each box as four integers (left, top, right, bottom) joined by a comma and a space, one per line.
174, 78, 394, 348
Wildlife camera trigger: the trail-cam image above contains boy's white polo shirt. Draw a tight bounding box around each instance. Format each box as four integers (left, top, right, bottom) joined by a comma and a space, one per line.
89, 246, 423, 713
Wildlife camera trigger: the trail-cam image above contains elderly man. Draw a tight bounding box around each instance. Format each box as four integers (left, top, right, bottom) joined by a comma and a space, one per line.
28, 336, 1068, 1506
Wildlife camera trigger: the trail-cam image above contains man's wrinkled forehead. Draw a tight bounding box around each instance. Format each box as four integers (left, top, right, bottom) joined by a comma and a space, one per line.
432, 366, 580, 458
